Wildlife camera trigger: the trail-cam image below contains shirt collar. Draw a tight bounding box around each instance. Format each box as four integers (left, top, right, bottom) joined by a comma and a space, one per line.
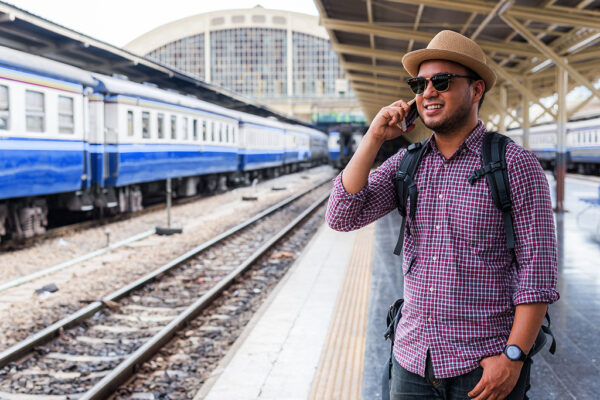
425, 120, 487, 158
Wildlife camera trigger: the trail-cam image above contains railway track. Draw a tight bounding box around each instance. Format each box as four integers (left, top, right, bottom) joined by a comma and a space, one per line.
0, 181, 330, 398
0, 189, 210, 252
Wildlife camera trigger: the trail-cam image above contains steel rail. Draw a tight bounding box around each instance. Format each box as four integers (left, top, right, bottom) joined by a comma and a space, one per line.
0, 179, 330, 368
80, 192, 330, 400
0, 229, 156, 293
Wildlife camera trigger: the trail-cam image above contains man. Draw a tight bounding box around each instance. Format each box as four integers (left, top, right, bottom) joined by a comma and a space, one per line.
326, 30, 559, 399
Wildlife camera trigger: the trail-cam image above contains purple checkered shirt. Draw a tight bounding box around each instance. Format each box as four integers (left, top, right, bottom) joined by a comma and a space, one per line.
326, 121, 559, 379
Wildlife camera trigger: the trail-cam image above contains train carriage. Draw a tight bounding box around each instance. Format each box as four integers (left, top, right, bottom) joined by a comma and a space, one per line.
93, 74, 242, 208
237, 113, 285, 177
0, 47, 96, 238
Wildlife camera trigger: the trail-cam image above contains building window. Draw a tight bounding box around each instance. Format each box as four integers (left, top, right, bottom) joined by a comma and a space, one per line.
171, 115, 177, 139
127, 110, 134, 136
210, 28, 287, 98
25, 90, 45, 132
142, 111, 150, 138
145, 33, 205, 80
0, 85, 9, 130
157, 113, 165, 139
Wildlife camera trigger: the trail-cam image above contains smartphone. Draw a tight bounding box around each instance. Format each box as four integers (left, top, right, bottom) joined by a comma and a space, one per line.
398, 98, 419, 132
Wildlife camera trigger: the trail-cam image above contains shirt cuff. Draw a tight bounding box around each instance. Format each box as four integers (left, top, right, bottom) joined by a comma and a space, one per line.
513, 288, 560, 305
332, 171, 369, 202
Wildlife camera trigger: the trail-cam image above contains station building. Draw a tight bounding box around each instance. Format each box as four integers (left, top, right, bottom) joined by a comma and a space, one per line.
124, 6, 364, 125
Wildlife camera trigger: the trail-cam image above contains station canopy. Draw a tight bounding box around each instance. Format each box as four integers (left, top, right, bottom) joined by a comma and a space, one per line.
314, 0, 600, 142
0, 1, 312, 127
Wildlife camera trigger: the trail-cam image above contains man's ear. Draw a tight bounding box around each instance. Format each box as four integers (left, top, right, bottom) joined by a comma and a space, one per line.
472, 80, 485, 105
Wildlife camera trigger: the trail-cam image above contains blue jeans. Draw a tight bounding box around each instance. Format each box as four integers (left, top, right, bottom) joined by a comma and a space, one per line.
390, 354, 532, 400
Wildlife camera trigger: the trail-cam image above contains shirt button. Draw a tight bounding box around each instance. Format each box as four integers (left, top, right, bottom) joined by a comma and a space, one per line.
430, 286, 434, 292
432, 256, 437, 261
438, 194, 443, 199
435, 224, 440, 230
428, 317, 432, 322
443, 163, 448, 168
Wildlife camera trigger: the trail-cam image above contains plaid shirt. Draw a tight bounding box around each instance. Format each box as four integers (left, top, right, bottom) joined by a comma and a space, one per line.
326, 121, 559, 379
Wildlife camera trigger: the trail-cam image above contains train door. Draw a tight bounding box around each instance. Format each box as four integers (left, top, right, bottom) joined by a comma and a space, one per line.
103, 100, 120, 187
81, 90, 91, 191
87, 94, 105, 188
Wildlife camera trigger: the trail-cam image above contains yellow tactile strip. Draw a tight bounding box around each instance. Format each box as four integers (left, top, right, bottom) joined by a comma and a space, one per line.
309, 223, 375, 400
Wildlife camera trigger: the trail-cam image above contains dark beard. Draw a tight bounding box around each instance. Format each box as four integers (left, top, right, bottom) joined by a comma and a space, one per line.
422, 96, 472, 136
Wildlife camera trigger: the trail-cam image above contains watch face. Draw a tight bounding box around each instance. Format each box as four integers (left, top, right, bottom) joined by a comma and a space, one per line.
505, 345, 522, 360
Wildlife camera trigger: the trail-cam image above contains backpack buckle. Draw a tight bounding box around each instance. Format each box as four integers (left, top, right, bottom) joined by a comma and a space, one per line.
394, 170, 407, 182
467, 169, 484, 184
500, 198, 512, 212
407, 142, 423, 151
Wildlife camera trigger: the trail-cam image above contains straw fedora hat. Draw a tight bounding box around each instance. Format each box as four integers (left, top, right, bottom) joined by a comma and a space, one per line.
402, 30, 496, 92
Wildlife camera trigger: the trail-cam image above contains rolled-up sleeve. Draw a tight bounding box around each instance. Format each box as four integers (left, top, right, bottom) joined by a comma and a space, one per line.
326, 150, 405, 232
508, 149, 560, 305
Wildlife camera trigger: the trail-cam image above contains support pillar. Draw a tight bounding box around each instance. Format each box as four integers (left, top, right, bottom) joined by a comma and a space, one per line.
555, 60, 568, 213
522, 80, 530, 149
499, 85, 507, 134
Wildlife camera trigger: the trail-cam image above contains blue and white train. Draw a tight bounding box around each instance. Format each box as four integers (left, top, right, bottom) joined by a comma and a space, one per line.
327, 127, 363, 169
0, 46, 327, 241
506, 115, 600, 175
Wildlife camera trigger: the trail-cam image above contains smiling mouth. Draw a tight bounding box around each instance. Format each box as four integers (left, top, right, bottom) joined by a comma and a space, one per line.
425, 104, 442, 110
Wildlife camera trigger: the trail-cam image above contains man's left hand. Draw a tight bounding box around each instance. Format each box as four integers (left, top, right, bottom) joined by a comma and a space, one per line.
467, 354, 522, 400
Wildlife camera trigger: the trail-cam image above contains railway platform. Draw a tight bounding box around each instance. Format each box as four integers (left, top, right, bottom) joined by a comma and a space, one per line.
197, 174, 600, 400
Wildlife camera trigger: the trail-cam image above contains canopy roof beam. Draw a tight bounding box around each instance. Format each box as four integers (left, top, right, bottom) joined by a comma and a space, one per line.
385, 0, 600, 29
501, 13, 600, 103
321, 18, 540, 57
486, 56, 557, 119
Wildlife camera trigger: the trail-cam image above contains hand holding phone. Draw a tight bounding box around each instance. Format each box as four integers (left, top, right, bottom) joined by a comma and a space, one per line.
397, 98, 419, 132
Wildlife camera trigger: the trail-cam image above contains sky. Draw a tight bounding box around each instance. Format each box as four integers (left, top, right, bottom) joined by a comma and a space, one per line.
6, 0, 320, 47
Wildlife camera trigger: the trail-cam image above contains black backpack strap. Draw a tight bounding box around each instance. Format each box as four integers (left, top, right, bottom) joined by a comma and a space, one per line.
392, 138, 429, 256
382, 298, 404, 400
529, 311, 557, 357
467, 132, 515, 249
468, 132, 557, 359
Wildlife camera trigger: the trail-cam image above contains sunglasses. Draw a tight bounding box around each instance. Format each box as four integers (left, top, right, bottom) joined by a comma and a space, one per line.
406, 73, 478, 95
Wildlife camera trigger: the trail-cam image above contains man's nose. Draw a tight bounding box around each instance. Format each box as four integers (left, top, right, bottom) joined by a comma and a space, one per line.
422, 79, 438, 97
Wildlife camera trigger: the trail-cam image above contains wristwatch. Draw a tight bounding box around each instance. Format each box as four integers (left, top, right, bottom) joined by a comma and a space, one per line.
503, 344, 527, 361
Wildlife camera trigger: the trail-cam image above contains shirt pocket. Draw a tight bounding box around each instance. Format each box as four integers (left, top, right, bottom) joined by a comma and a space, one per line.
402, 239, 417, 275
447, 179, 504, 245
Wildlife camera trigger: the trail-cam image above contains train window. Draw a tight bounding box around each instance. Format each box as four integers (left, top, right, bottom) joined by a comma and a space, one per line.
193, 119, 198, 141
142, 111, 150, 138
171, 115, 177, 139
126, 110, 134, 136
25, 90, 45, 132
226, 125, 229, 143
0, 85, 8, 130
157, 113, 165, 139
219, 123, 223, 143
58, 96, 74, 134
202, 120, 207, 141
183, 117, 188, 140
211, 121, 215, 142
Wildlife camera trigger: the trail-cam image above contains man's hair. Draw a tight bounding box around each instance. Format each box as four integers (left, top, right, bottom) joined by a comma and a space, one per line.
463, 66, 486, 110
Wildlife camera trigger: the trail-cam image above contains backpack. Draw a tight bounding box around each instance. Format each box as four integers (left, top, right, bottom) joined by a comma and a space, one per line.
382, 131, 555, 400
